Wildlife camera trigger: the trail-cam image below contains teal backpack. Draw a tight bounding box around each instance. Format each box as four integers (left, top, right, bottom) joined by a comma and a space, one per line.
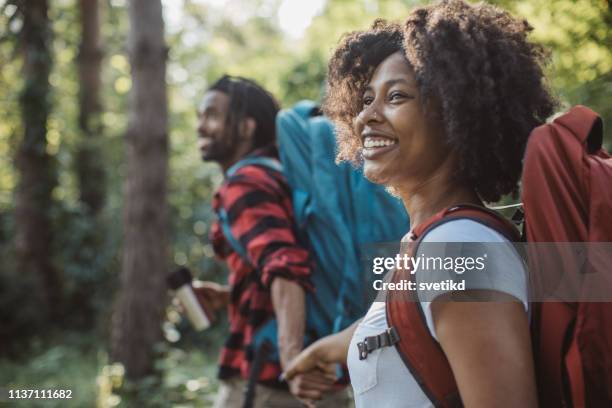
219, 100, 409, 362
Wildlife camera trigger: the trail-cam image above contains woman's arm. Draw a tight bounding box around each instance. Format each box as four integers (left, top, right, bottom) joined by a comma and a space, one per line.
431, 290, 537, 408
282, 319, 361, 380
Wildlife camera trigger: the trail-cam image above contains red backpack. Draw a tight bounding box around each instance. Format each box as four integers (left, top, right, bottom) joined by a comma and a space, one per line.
386, 106, 612, 407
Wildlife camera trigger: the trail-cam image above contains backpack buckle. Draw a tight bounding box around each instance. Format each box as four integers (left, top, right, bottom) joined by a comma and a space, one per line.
357, 336, 379, 360
357, 327, 401, 360
387, 327, 400, 345
357, 341, 369, 360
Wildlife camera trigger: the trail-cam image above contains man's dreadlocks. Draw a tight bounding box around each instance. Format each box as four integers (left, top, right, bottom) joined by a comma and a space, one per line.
208, 75, 280, 150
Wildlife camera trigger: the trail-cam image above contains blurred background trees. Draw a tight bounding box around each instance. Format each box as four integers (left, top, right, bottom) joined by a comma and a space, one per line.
0, 0, 610, 406
76, 0, 105, 215
14, 0, 60, 322
110, 0, 169, 381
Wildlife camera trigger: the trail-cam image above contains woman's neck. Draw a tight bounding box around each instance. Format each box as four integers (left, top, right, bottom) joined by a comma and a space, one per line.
393, 162, 482, 228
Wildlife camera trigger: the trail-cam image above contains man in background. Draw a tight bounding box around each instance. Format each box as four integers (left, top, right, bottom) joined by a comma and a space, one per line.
193, 75, 346, 408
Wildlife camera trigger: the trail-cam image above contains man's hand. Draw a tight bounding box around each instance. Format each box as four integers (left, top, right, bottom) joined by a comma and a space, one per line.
190, 280, 230, 323
282, 344, 337, 408
280, 346, 337, 407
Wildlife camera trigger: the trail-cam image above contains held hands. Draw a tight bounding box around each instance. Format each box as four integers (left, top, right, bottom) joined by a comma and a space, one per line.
270, 277, 336, 407
281, 340, 338, 407
283, 323, 354, 381
286, 368, 337, 408
282, 321, 358, 405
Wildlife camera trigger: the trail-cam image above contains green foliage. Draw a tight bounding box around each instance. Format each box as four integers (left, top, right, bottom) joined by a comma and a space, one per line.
277, 0, 423, 103
492, 0, 612, 147
0, 243, 46, 356
0, 331, 223, 408
92, 297, 228, 406
98, 334, 224, 407
0, 63, 19, 207
0, 332, 101, 407
52, 202, 121, 328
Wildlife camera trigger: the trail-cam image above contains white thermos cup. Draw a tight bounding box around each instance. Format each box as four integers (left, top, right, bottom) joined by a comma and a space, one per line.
167, 267, 211, 331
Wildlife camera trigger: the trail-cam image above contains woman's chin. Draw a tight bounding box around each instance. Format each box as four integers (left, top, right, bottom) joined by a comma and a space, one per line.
363, 162, 391, 186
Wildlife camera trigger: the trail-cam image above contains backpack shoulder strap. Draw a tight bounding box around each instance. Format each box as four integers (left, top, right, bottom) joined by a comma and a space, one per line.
419, 204, 520, 242
386, 204, 518, 407
225, 156, 283, 178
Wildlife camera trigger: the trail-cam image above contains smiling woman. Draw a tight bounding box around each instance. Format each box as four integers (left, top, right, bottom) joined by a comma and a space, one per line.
283, 1, 558, 407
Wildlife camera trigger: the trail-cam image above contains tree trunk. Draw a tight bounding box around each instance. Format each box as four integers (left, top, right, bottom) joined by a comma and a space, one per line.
111, 0, 169, 380
76, 0, 105, 215
14, 0, 61, 319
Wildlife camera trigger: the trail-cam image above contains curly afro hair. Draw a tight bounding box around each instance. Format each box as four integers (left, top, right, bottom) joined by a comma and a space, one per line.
323, 0, 557, 202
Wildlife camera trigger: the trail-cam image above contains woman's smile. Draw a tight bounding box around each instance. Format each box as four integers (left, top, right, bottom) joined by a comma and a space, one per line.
362, 134, 399, 159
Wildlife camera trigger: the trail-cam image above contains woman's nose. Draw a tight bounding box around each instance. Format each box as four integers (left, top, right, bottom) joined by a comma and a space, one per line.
357, 104, 383, 126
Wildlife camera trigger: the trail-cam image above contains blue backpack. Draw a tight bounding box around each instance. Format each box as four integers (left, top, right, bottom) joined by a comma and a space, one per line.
219, 101, 409, 361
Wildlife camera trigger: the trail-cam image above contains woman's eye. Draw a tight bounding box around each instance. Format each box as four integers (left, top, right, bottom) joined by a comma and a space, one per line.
389, 92, 405, 102
362, 96, 374, 106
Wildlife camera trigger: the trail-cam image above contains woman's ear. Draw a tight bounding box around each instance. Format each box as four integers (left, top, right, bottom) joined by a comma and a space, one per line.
239, 117, 257, 142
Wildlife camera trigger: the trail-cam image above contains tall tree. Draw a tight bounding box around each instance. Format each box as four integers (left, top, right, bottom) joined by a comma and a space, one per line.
76, 0, 105, 214
111, 0, 169, 379
14, 0, 61, 318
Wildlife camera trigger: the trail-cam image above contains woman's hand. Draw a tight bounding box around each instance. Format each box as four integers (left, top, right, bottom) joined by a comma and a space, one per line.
283, 319, 359, 381
282, 342, 335, 383
282, 320, 360, 406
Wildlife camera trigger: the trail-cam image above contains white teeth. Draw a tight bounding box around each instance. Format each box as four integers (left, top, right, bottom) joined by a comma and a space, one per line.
364, 137, 397, 148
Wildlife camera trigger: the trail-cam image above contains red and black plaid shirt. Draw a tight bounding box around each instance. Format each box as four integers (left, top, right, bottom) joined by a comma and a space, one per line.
210, 147, 313, 384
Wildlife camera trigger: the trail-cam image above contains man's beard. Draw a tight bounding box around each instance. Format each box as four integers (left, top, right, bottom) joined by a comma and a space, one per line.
201, 132, 239, 164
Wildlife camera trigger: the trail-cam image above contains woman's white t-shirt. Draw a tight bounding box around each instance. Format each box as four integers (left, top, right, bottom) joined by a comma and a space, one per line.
347, 219, 528, 408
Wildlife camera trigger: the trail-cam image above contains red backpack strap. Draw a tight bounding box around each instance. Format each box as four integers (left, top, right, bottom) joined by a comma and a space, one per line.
414, 204, 520, 242
386, 204, 519, 407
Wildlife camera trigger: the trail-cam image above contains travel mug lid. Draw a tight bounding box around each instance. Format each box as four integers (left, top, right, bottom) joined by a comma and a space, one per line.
167, 267, 192, 290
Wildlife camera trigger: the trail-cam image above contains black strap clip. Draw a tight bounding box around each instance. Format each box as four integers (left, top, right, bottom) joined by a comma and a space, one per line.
511, 207, 525, 227
357, 327, 400, 360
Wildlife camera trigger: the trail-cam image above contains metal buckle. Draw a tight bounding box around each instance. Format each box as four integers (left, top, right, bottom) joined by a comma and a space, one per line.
357, 341, 368, 360
387, 327, 400, 345
358, 329, 400, 361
